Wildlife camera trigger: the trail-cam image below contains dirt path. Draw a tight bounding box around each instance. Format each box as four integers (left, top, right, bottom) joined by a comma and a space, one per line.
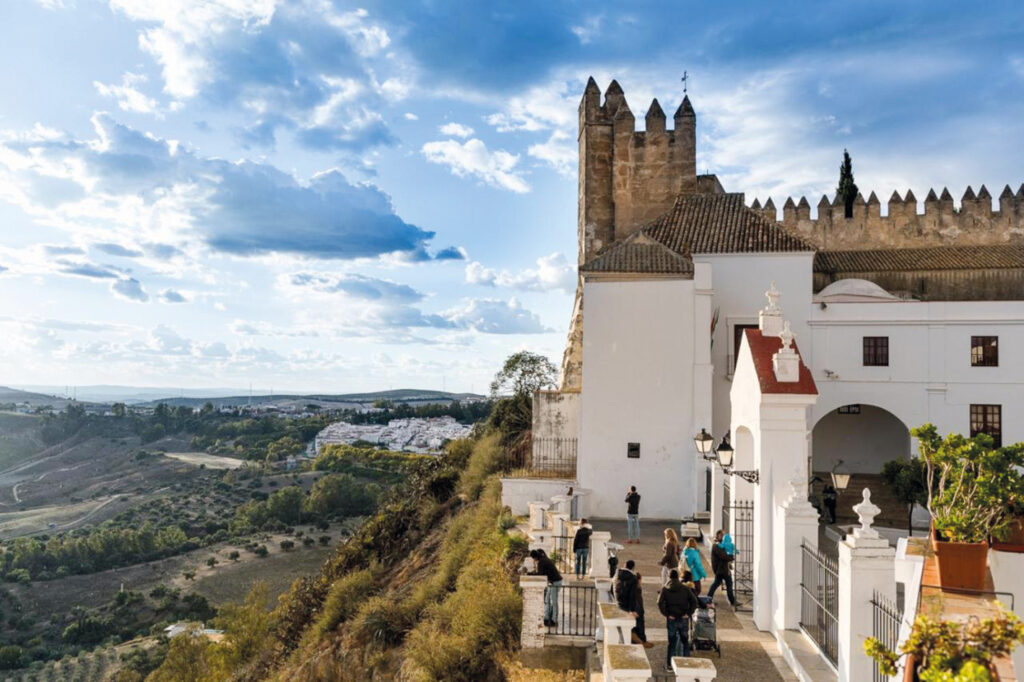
56, 495, 123, 530
10, 462, 90, 503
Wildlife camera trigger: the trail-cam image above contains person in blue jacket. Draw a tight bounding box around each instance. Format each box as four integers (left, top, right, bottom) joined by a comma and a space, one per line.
682, 537, 707, 595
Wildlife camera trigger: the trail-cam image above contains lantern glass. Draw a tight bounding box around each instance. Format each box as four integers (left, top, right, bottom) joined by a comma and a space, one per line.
717, 446, 734, 469
832, 471, 851, 492
694, 429, 714, 456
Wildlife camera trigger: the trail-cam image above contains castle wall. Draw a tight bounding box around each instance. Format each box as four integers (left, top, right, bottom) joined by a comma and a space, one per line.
755, 186, 1024, 250
813, 269, 1024, 301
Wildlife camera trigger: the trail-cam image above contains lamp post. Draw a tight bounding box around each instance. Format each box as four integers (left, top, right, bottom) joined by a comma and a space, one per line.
694, 429, 759, 485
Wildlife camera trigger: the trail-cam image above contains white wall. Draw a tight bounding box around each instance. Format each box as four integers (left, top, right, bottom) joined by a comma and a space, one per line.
532, 390, 580, 440
500, 477, 575, 516
989, 549, 1024, 674
578, 276, 700, 519
808, 300, 1024, 445
699, 253, 815, 450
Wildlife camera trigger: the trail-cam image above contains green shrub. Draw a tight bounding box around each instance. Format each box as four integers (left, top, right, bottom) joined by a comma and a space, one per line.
306, 568, 377, 641
457, 433, 504, 501
351, 595, 414, 651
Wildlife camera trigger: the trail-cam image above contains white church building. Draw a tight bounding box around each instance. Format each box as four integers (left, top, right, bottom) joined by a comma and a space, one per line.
513, 78, 1024, 523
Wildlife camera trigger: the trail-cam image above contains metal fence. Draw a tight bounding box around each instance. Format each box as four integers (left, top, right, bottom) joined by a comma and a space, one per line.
528, 437, 578, 477
722, 499, 754, 595
871, 591, 903, 682
548, 581, 597, 637
721, 477, 731, 535
800, 542, 839, 668
551, 534, 574, 575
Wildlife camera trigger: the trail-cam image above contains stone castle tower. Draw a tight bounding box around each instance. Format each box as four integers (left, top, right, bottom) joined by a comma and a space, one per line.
577, 77, 725, 266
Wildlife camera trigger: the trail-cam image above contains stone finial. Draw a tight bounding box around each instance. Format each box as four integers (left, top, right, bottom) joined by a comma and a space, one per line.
817, 195, 831, 209
772, 321, 800, 382
760, 282, 784, 337
1000, 185, 1015, 200
978, 185, 992, 200
940, 187, 954, 201
904, 189, 916, 203
783, 196, 797, 208
866, 191, 880, 205
645, 99, 666, 133
1017, 184, 1024, 199
852, 488, 881, 540
790, 477, 808, 501
798, 196, 811, 208
962, 185, 977, 202
584, 76, 600, 95
674, 94, 695, 119
765, 281, 781, 312
779, 320, 794, 351
925, 188, 939, 202
889, 190, 902, 203
751, 198, 762, 209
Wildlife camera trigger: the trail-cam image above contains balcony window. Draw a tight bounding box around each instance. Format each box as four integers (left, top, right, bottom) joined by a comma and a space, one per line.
971, 336, 998, 367
863, 336, 889, 366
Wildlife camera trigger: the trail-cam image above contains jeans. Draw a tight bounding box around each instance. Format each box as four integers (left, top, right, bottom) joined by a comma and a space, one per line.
633, 611, 647, 643
544, 580, 562, 623
707, 573, 735, 605
626, 513, 640, 540
574, 548, 589, 578
666, 617, 690, 666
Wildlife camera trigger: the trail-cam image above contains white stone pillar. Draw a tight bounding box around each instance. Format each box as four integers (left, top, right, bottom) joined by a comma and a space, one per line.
551, 494, 570, 515
775, 478, 820, 632
838, 489, 896, 682
529, 502, 548, 531
519, 576, 548, 648
551, 512, 569, 538
589, 530, 612, 579
672, 656, 717, 682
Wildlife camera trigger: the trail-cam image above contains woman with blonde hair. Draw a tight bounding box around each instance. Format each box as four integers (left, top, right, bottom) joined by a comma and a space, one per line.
659, 528, 681, 585
683, 537, 707, 595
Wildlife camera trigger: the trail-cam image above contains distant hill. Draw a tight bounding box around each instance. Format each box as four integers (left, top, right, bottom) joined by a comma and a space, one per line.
135, 389, 485, 409
0, 386, 72, 406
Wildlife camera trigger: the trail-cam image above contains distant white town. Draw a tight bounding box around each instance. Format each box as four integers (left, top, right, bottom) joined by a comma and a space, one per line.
313, 416, 473, 454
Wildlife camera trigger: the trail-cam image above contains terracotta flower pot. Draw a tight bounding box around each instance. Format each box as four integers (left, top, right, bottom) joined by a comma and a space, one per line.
1003, 517, 1024, 546
932, 529, 989, 591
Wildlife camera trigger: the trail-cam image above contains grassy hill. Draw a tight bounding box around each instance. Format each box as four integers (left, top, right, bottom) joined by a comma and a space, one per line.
136, 389, 484, 409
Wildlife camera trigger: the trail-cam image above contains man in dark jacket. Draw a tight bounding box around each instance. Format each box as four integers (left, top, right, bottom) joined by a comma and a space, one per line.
572, 519, 593, 579
530, 549, 563, 627
658, 569, 699, 669
614, 560, 653, 648
625, 486, 641, 543
706, 530, 737, 607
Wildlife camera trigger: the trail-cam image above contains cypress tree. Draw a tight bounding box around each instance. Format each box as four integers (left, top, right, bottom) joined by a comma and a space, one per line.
836, 149, 858, 219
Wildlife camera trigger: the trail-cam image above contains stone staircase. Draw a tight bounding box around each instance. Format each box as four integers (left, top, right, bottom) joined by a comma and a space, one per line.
812, 472, 919, 530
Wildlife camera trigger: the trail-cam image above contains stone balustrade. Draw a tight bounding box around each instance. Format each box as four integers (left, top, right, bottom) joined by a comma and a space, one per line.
672, 656, 717, 681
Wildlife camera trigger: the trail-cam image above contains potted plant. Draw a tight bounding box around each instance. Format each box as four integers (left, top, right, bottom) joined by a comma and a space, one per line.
912, 425, 1024, 590
864, 608, 1024, 682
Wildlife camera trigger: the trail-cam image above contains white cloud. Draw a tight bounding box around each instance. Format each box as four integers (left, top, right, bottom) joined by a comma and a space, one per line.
486, 79, 576, 133
465, 252, 576, 293
571, 15, 603, 45
421, 138, 529, 193
111, 277, 149, 302
527, 130, 575, 176
445, 298, 550, 334
94, 72, 160, 115
439, 122, 474, 138
404, 112, 419, 120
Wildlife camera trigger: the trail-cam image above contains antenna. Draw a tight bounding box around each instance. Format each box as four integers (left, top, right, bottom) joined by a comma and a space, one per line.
681, 70, 688, 95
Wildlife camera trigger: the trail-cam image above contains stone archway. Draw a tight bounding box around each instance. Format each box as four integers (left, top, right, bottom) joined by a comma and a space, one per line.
810, 404, 912, 528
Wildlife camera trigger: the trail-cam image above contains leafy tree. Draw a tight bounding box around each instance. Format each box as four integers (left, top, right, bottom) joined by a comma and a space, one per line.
0, 645, 26, 670
206, 557, 219, 568
305, 474, 379, 518
182, 570, 196, 581
489, 351, 557, 398
837, 149, 859, 219
265, 486, 304, 525
880, 458, 929, 534
111, 402, 127, 418
279, 540, 295, 552
228, 551, 240, 562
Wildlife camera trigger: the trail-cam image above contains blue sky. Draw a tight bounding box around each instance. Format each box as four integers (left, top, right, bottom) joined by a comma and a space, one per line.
0, 0, 1022, 393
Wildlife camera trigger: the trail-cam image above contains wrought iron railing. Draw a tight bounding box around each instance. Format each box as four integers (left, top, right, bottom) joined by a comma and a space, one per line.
871, 590, 904, 682
531, 437, 578, 477
551, 534, 574, 575
800, 542, 839, 668
729, 500, 754, 594
547, 581, 597, 637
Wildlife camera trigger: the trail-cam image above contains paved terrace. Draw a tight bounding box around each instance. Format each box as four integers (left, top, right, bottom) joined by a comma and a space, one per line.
591, 520, 798, 681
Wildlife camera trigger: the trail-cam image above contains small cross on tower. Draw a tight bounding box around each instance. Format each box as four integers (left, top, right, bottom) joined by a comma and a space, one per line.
681, 71, 688, 95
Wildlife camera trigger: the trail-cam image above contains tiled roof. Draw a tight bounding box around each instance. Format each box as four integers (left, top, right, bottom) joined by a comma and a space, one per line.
743, 329, 818, 396
644, 193, 816, 254
815, 245, 1024, 273
580, 234, 694, 275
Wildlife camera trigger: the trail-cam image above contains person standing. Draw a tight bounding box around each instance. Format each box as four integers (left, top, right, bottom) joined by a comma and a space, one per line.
530, 549, 563, 626
659, 528, 681, 585
706, 530, 737, 607
625, 486, 641, 543
573, 518, 593, 579
682, 538, 707, 595
614, 559, 653, 648
657, 568, 699, 670
823, 484, 838, 524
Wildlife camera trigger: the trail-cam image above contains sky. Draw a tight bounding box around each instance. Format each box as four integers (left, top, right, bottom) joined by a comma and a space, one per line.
0, 0, 1023, 394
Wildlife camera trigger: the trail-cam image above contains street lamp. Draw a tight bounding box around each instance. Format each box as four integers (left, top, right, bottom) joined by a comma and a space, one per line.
831, 460, 850, 493
694, 428, 716, 461
693, 428, 759, 485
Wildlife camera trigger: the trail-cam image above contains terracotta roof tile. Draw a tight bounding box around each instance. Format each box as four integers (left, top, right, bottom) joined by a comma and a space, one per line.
743, 329, 818, 396
814, 245, 1024, 273
643, 193, 816, 254
580, 234, 694, 275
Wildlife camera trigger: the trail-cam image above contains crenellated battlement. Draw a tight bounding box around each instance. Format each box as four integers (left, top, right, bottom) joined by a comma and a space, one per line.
751, 184, 1024, 249
578, 78, 716, 266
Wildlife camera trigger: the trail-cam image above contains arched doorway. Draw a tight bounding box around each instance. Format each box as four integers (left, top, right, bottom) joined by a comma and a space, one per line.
810, 404, 912, 528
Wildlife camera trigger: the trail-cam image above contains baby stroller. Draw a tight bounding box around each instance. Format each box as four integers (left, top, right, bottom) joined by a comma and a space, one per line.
690, 595, 720, 656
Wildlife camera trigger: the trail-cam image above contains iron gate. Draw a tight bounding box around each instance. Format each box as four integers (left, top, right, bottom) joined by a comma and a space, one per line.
548, 582, 597, 637
721, 499, 754, 594
721, 477, 732, 537
551, 534, 573, 575
800, 542, 839, 668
